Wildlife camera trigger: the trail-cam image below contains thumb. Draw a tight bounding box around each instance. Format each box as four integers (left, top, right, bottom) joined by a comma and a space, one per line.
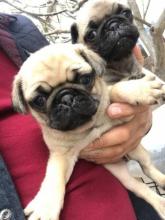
107, 103, 134, 119
107, 103, 149, 119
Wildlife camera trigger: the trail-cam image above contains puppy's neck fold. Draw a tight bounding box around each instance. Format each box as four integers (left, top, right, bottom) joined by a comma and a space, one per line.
106, 54, 142, 82
109, 55, 141, 74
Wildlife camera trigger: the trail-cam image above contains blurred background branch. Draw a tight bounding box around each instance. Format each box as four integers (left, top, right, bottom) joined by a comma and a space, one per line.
128, 0, 165, 80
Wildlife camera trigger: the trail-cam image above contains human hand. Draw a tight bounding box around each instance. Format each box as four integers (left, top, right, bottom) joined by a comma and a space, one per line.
80, 103, 152, 164
133, 45, 144, 66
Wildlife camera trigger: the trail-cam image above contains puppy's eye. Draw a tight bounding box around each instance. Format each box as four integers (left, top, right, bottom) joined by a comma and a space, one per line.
86, 30, 97, 42
78, 74, 94, 87
33, 95, 46, 107
30, 94, 48, 111
121, 9, 132, 18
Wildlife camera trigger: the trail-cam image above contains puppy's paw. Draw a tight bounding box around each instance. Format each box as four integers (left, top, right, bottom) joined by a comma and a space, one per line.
24, 194, 60, 220
115, 74, 165, 105
111, 73, 165, 105
128, 73, 145, 80
137, 74, 165, 105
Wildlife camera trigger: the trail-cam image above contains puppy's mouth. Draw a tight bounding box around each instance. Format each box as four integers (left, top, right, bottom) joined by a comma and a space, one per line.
48, 88, 99, 131
109, 36, 137, 60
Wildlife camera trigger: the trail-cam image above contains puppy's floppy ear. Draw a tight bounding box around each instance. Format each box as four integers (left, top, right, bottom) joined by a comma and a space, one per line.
76, 44, 106, 76
12, 74, 28, 114
71, 23, 79, 44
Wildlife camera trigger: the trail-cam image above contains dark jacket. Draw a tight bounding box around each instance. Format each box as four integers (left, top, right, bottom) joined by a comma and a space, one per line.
0, 13, 49, 67
0, 13, 48, 220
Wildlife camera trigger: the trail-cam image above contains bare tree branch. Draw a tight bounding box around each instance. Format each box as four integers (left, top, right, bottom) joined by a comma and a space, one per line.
128, 0, 155, 60
3, 0, 66, 16
71, 0, 88, 12
15, 1, 49, 9
44, 29, 70, 36
78, 0, 88, 8
152, 9, 165, 34
45, 0, 57, 29
150, 9, 165, 79
134, 16, 152, 28
47, 0, 57, 13
144, 0, 151, 19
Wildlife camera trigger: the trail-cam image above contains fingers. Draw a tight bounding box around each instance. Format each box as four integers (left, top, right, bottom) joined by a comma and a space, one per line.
87, 105, 151, 150
125, 106, 152, 137
80, 104, 152, 164
87, 125, 131, 149
80, 139, 141, 164
81, 121, 145, 164
133, 45, 144, 65
107, 103, 149, 119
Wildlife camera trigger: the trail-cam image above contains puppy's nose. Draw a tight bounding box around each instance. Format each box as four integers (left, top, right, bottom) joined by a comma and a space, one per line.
61, 94, 73, 106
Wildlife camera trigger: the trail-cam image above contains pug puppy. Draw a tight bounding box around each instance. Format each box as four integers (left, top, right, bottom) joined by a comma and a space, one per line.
70, 0, 158, 84
12, 43, 165, 220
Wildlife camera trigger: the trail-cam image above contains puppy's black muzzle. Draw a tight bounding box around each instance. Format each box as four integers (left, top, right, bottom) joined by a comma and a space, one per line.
92, 15, 139, 61
49, 88, 99, 131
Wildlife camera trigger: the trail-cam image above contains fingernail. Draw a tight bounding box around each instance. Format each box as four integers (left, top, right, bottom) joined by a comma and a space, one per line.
108, 106, 122, 116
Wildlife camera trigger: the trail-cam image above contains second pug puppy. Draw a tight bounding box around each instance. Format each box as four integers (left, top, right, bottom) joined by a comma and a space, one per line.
12, 43, 165, 220
71, 0, 157, 85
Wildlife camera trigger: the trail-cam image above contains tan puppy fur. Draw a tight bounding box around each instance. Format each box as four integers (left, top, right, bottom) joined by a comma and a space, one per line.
12, 44, 165, 220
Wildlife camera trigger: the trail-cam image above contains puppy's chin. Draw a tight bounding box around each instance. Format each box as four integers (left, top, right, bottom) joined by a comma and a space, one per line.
48, 88, 99, 131
97, 36, 138, 61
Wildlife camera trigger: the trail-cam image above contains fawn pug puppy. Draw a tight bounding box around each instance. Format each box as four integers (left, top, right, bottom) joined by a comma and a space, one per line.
71, 0, 153, 83
12, 43, 165, 220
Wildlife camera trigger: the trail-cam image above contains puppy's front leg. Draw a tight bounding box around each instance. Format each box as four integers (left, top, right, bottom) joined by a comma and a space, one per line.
109, 74, 165, 105
24, 151, 77, 220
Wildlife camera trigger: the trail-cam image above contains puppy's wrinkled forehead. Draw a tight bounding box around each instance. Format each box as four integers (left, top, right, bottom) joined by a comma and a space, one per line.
77, 0, 126, 41
19, 44, 92, 94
